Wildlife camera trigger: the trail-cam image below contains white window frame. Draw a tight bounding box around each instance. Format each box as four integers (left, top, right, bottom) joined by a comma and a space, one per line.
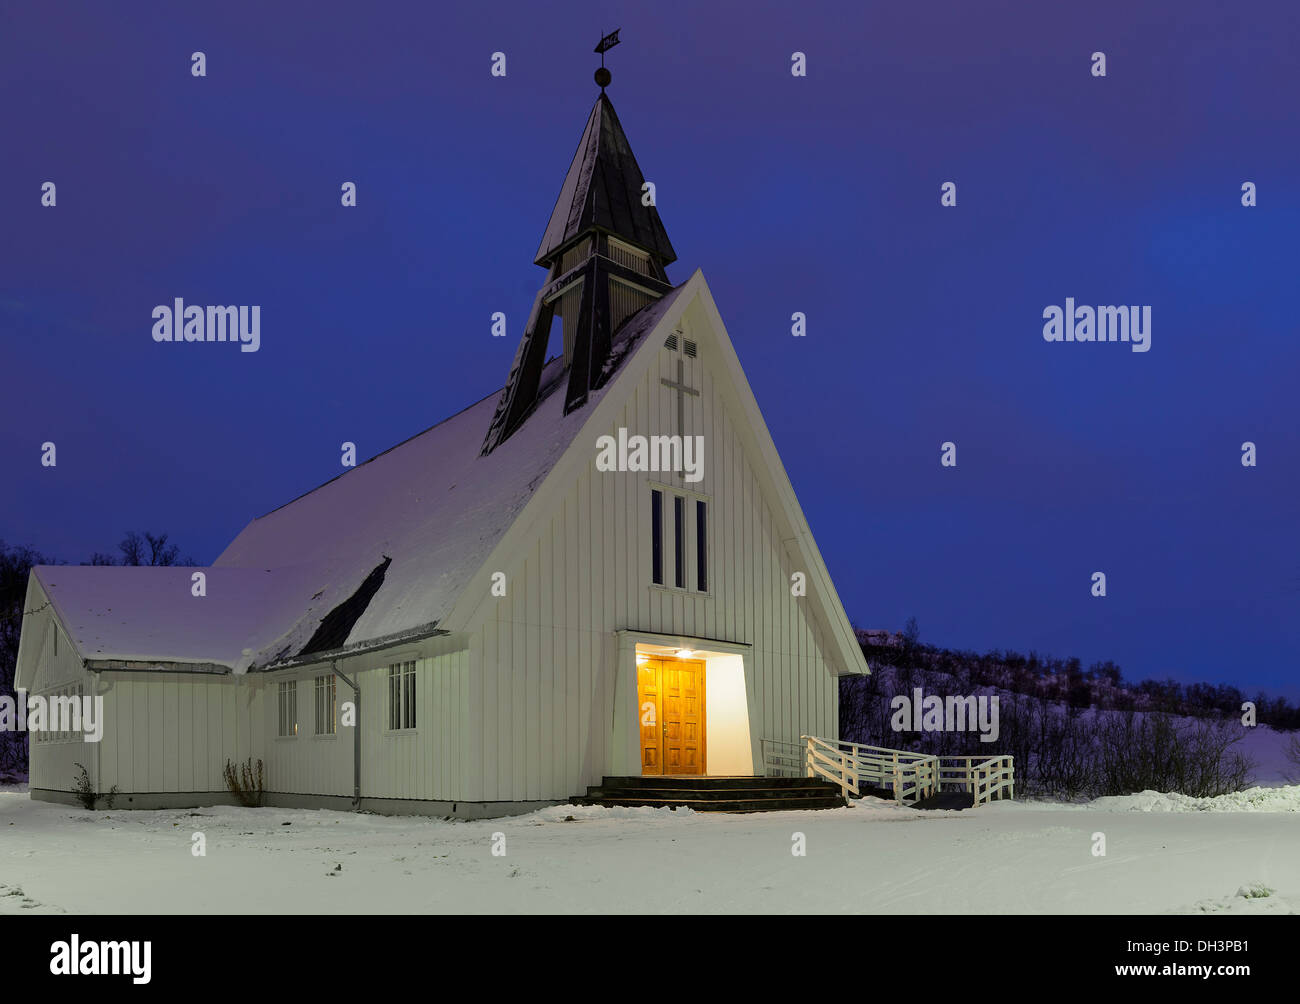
695, 498, 709, 594
314, 674, 337, 736
277, 679, 298, 738
648, 481, 713, 596
387, 661, 417, 732
39, 683, 84, 744
650, 488, 664, 585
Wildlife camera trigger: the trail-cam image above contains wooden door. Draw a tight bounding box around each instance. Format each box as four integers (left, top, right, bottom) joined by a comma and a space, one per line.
637, 657, 706, 776
637, 659, 664, 775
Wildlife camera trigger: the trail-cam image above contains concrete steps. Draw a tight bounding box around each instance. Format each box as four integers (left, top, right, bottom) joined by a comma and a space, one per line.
573, 775, 848, 813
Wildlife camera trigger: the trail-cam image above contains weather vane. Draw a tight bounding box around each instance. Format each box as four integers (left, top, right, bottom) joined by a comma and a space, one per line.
594, 28, 620, 90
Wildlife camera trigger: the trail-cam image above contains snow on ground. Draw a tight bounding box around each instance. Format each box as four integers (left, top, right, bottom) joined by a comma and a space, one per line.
1090, 785, 1300, 813
2, 787, 1297, 914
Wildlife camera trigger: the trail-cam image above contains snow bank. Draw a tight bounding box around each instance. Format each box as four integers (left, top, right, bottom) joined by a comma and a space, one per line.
1091, 784, 1300, 813
1181, 883, 1297, 914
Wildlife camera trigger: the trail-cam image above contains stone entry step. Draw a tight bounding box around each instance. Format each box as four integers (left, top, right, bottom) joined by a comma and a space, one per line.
573, 775, 848, 813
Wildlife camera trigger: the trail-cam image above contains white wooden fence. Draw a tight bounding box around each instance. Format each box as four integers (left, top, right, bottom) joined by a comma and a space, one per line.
788, 736, 1014, 807
938, 753, 1015, 804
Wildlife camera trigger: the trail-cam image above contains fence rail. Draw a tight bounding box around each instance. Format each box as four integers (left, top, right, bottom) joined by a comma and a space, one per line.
792, 737, 1014, 807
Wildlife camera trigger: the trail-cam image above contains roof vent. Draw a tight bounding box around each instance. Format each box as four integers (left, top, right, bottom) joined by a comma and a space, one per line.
684, 339, 697, 358
664, 334, 678, 350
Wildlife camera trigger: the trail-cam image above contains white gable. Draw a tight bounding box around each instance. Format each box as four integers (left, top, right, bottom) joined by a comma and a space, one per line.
445, 269, 869, 678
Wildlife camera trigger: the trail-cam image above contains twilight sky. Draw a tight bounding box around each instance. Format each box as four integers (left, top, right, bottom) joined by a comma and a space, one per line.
2, 1, 1297, 698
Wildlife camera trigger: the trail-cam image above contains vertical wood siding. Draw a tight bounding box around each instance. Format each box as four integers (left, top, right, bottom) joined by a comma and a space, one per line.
44, 642, 473, 802
98, 671, 255, 794
472, 324, 840, 802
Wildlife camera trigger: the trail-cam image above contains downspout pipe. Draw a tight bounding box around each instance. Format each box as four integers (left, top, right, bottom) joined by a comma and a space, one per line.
332, 659, 361, 810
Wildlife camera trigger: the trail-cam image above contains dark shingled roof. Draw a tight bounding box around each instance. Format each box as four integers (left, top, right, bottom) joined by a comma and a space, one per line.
534, 93, 677, 266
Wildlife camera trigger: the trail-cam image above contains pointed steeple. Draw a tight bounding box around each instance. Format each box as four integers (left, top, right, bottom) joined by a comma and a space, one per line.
481, 86, 676, 455
534, 93, 676, 268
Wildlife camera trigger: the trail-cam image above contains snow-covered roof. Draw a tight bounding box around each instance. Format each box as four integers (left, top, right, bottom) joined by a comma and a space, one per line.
35, 287, 684, 674
32, 565, 323, 670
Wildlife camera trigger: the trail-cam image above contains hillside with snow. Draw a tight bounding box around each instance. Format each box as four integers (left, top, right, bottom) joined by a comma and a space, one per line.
843, 653, 1298, 797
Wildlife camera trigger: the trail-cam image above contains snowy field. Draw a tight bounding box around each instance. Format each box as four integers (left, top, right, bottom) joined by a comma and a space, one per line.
3, 785, 1298, 914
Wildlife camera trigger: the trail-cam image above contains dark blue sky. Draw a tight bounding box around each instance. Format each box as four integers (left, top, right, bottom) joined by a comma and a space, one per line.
3, 2, 1297, 697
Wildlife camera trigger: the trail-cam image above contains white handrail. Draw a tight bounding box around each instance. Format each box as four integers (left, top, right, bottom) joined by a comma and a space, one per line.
803, 735, 860, 798
797, 737, 1015, 807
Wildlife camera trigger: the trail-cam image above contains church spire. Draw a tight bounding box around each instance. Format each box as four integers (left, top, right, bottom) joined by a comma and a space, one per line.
481, 47, 676, 455
533, 91, 677, 269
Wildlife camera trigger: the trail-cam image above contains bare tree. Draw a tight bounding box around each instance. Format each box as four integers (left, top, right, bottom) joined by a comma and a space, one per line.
1285, 733, 1300, 785
0, 542, 50, 779
116, 531, 194, 567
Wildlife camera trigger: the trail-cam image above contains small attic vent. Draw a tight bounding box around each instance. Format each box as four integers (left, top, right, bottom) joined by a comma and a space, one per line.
684, 339, 697, 358
664, 334, 678, 350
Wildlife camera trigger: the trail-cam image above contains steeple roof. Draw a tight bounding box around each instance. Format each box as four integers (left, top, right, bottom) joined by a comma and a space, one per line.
534, 93, 677, 266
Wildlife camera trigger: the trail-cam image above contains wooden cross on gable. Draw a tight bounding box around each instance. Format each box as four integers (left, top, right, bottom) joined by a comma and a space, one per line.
660, 331, 699, 440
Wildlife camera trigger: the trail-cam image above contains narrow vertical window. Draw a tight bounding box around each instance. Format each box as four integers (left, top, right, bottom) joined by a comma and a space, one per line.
674, 496, 685, 588
315, 674, 336, 735
651, 489, 663, 585
404, 661, 417, 729
696, 499, 708, 592
388, 665, 400, 730
278, 680, 297, 737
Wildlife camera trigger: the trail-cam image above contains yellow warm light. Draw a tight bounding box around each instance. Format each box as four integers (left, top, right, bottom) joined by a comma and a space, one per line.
675, 649, 694, 659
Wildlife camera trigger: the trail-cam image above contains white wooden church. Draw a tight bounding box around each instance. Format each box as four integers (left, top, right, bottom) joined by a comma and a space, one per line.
17, 79, 869, 816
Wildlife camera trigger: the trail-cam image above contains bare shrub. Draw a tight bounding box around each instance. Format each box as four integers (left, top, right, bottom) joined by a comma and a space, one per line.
223, 757, 264, 807
1032, 707, 1096, 800
1093, 712, 1254, 798
72, 762, 117, 810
